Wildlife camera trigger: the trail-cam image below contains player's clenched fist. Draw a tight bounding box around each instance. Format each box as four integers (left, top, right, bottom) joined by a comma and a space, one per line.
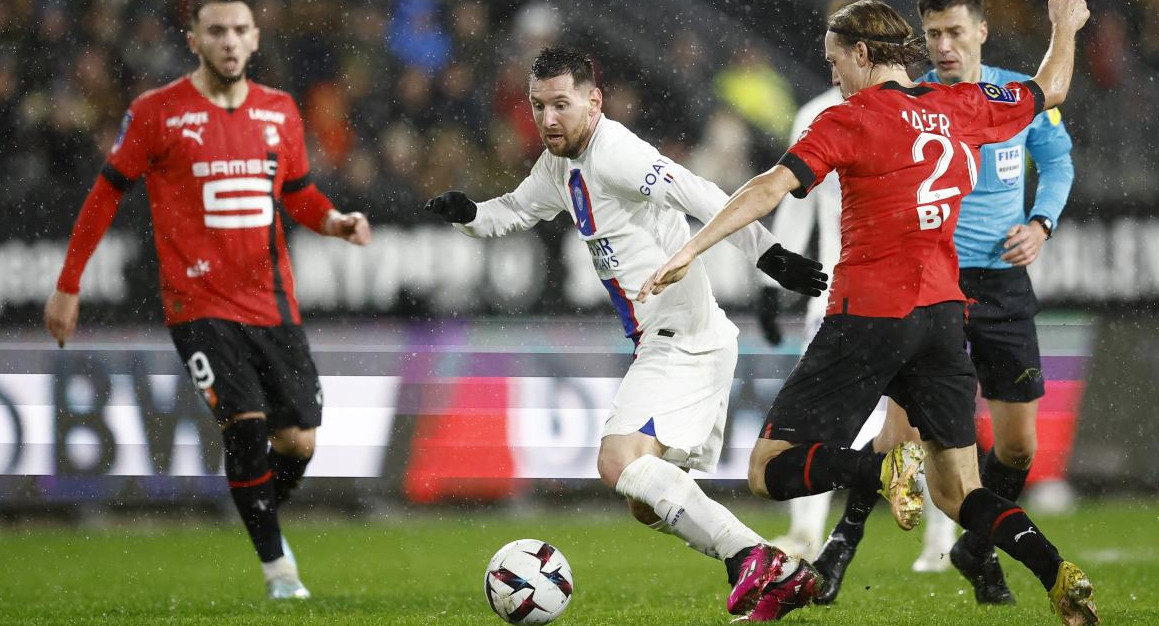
1048, 0, 1089, 31
324, 210, 371, 245
424, 191, 477, 224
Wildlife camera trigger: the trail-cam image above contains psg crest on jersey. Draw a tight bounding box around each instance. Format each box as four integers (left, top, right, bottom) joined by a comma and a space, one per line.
264, 124, 280, 147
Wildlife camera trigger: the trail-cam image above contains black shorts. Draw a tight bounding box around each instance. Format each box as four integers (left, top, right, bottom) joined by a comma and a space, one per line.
764, 302, 977, 449
169, 318, 323, 429
961, 267, 1045, 402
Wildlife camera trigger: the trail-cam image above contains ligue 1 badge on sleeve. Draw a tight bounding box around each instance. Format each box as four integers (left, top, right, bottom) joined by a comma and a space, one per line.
978, 82, 1017, 104
112, 112, 132, 153
264, 124, 280, 147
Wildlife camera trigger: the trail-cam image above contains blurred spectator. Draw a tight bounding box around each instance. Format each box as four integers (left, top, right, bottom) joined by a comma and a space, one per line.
387, 0, 452, 76
714, 42, 797, 148
686, 109, 755, 193
0, 0, 1150, 277
375, 122, 427, 224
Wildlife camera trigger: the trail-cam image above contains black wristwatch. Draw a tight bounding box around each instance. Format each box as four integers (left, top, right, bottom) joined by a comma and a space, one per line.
1030, 215, 1054, 239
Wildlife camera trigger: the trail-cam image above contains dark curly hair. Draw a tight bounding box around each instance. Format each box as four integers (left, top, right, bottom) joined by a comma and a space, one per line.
529, 47, 597, 87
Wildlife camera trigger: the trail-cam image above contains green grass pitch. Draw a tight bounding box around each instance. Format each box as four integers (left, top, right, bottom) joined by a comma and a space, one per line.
1, 497, 1154, 625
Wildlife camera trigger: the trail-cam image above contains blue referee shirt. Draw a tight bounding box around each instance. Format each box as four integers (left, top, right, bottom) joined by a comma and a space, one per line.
919, 64, 1074, 269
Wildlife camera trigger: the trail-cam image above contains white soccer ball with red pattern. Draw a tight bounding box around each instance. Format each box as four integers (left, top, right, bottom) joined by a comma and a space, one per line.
484, 539, 574, 624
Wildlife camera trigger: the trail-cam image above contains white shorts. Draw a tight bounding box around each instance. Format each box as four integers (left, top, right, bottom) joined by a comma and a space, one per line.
602, 336, 738, 473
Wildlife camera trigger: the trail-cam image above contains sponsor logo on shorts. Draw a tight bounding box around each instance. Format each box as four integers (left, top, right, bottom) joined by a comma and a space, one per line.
1014, 368, 1043, 384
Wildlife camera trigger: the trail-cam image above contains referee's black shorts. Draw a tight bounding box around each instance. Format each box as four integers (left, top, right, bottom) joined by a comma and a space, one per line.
960, 266, 1045, 403
763, 301, 977, 449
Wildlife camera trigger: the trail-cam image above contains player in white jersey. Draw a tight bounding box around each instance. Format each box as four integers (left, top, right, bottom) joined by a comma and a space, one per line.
424, 47, 828, 621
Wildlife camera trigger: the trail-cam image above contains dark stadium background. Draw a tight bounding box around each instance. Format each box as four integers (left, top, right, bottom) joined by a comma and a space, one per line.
0, 0, 1157, 517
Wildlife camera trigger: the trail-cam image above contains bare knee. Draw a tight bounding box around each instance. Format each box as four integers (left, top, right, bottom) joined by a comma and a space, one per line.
747, 439, 794, 499
595, 446, 628, 490
597, 433, 660, 490
993, 439, 1036, 471
270, 426, 316, 458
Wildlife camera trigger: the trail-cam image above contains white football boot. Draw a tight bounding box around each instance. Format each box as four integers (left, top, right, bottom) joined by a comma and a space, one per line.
263, 536, 310, 599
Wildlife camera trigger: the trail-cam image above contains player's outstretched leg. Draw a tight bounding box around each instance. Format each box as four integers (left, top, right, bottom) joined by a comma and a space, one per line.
736, 559, 824, 622
956, 488, 1097, 625
613, 454, 810, 617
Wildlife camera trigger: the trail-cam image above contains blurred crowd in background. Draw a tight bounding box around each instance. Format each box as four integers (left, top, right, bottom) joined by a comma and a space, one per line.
0, 0, 1155, 253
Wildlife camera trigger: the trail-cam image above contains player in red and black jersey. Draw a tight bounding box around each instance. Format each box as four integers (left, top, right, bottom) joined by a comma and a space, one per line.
44, 0, 370, 600
642, 0, 1096, 623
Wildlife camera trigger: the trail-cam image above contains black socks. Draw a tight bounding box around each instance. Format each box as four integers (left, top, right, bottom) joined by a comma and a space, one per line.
959, 488, 1061, 590
269, 449, 312, 505
223, 419, 282, 563
763, 443, 884, 501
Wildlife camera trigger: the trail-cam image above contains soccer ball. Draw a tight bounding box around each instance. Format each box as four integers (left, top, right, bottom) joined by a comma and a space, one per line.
484, 539, 574, 624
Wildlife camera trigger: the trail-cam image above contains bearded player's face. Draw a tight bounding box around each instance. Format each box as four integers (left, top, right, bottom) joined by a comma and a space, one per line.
188, 2, 260, 86
529, 74, 602, 159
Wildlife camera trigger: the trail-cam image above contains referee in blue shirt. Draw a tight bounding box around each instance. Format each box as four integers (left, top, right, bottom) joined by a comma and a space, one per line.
810, 0, 1075, 607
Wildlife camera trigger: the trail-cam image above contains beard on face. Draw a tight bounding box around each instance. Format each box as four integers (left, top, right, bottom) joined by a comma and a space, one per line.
204, 55, 248, 85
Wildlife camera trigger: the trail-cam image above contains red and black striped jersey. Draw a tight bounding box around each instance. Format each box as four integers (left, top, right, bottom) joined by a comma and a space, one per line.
57, 75, 333, 326
779, 79, 1042, 318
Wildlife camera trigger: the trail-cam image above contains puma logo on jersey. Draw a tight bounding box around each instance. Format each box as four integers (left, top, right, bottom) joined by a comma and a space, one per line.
166, 111, 208, 128
183, 128, 205, 145
1014, 527, 1038, 542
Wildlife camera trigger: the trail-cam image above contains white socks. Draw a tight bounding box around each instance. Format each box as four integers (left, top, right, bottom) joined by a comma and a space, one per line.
616, 455, 765, 562
261, 555, 298, 583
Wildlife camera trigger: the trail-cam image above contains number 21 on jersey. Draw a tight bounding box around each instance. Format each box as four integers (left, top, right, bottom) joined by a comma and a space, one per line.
911, 131, 977, 231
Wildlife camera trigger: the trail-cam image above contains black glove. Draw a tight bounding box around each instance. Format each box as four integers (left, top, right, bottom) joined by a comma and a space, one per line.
757, 286, 783, 346
757, 244, 827, 297
424, 190, 477, 224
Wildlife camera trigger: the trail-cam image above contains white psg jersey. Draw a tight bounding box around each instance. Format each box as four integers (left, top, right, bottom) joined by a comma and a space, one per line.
769, 86, 843, 326
457, 116, 776, 351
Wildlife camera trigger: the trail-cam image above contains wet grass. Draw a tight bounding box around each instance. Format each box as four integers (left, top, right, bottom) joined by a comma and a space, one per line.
0, 497, 1153, 625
